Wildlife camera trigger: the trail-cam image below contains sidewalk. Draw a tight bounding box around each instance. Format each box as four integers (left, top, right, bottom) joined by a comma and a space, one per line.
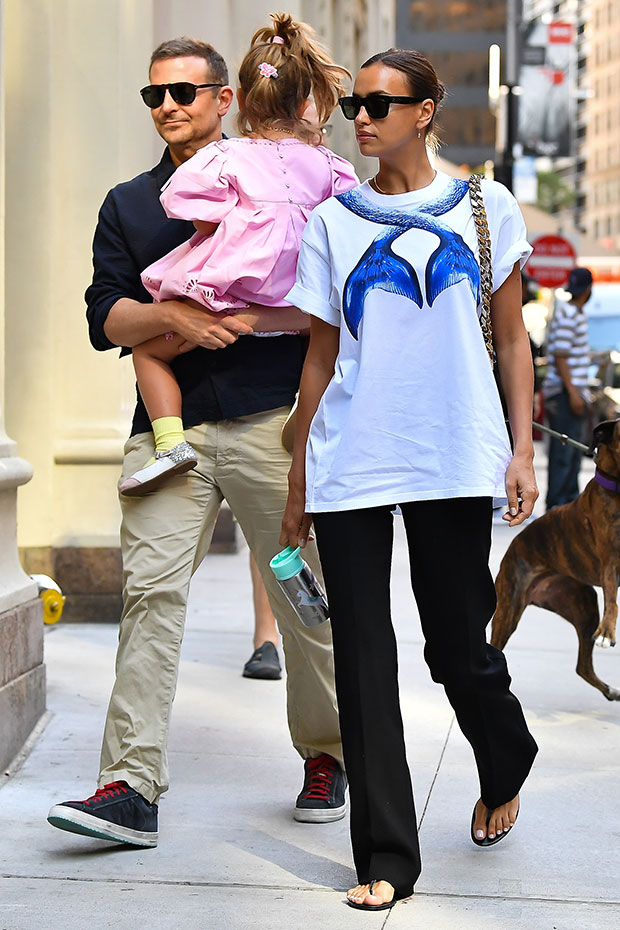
1, 444, 619, 929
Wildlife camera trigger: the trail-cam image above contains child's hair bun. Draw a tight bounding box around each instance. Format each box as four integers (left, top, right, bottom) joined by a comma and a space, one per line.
237, 12, 350, 138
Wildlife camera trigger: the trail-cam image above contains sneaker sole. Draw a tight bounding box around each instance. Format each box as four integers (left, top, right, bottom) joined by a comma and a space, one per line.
242, 667, 282, 680
47, 806, 158, 847
119, 459, 197, 497
293, 802, 347, 823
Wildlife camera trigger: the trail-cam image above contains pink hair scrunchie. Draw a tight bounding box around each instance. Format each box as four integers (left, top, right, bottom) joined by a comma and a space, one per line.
271, 36, 285, 44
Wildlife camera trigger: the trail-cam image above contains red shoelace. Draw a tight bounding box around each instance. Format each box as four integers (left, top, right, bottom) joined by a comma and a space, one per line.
301, 755, 336, 800
76, 781, 129, 806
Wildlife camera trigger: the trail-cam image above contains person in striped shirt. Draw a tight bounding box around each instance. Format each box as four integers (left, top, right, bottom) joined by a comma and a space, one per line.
543, 266, 593, 509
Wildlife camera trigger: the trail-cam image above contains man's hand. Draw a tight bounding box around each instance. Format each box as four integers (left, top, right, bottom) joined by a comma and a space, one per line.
568, 387, 586, 417
170, 299, 253, 349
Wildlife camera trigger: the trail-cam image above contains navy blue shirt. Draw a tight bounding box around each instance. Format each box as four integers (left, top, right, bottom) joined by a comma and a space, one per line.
85, 147, 305, 436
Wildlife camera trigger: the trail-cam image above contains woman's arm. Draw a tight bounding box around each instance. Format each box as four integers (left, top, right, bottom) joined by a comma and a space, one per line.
492, 262, 539, 525
280, 316, 340, 548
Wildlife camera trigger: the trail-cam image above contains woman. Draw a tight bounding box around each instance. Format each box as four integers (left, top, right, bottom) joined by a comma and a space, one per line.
280, 49, 539, 911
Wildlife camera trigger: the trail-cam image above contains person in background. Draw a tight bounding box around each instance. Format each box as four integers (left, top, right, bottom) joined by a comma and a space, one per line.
543, 266, 593, 510
244, 552, 281, 679
521, 272, 543, 422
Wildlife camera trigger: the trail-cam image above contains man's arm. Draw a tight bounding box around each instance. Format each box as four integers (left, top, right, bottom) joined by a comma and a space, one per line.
86, 189, 253, 351
103, 297, 253, 349
554, 354, 585, 415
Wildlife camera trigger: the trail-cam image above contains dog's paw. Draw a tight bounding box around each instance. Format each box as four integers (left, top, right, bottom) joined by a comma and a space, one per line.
605, 685, 620, 701
594, 633, 616, 649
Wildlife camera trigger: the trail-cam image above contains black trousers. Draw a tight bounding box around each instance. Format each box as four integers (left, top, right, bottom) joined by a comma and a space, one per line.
313, 497, 538, 898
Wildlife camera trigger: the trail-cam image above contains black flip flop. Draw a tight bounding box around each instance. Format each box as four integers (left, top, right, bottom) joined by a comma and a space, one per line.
346, 879, 400, 911
471, 800, 519, 847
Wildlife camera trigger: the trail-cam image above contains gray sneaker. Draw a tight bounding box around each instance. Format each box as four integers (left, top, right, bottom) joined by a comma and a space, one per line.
242, 641, 282, 680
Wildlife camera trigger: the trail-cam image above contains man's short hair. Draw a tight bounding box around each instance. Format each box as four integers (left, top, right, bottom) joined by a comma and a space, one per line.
150, 37, 228, 85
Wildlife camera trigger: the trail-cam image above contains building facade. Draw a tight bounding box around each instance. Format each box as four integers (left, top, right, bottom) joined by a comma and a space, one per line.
583, 0, 620, 248
0, 0, 394, 646
522, 0, 589, 234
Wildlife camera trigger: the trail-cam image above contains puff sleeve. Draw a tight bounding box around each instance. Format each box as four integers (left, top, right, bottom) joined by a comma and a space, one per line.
328, 152, 360, 194
159, 142, 239, 224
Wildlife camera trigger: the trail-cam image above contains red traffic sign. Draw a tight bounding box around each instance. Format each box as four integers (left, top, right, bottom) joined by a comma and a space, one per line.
527, 234, 576, 288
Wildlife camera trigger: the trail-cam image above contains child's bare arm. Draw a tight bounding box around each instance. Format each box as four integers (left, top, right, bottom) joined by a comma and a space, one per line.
193, 219, 218, 237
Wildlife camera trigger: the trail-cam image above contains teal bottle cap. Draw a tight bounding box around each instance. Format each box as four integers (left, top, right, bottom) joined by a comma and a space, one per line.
270, 546, 304, 581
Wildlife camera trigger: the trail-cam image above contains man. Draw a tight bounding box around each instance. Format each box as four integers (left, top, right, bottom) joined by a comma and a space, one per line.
47, 38, 345, 847
544, 266, 593, 510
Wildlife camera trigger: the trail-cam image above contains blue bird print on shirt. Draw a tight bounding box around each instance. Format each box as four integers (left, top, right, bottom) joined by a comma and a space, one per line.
335, 179, 480, 339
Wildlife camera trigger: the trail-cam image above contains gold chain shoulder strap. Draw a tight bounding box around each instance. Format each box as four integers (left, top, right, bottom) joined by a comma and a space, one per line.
468, 174, 494, 366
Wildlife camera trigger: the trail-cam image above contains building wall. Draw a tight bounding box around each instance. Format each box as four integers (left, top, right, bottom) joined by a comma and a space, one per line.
0, 0, 46, 774
2, 0, 394, 621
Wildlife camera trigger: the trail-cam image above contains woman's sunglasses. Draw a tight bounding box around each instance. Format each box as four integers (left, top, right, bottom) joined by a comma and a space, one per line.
140, 82, 224, 109
338, 94, 425, 120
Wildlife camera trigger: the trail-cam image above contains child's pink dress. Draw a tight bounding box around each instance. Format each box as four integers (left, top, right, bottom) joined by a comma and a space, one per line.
141, 137, 358, 312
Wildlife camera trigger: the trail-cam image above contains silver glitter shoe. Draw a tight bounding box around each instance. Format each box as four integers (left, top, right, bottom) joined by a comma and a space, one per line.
118, 441, 198, 497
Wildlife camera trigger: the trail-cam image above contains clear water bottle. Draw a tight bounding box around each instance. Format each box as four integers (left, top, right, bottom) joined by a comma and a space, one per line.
269, 546, 329, 627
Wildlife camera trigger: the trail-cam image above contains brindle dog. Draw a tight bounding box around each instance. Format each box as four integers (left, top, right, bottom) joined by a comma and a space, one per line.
492, 419, 620, 701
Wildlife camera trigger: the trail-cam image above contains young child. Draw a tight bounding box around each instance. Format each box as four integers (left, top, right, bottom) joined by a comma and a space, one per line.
119, 13, 358, 496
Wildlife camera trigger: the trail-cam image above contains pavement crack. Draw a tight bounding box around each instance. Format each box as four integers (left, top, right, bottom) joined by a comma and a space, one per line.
418, 714, 455, 829
2, 875, 618, 907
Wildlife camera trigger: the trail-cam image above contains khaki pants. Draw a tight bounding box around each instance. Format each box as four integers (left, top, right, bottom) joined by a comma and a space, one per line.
98, 407, 342, 804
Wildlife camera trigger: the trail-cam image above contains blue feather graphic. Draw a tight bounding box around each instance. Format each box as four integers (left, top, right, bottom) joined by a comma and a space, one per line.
335, 179, 480, 338
343, 228, 422, 338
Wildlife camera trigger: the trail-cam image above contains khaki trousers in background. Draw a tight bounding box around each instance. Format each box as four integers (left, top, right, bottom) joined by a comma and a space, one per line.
98, 407, 342, 804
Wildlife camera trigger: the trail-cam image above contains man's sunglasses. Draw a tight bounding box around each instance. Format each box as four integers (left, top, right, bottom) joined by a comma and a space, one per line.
140, 82, 224, 108
338, 94, 425, 120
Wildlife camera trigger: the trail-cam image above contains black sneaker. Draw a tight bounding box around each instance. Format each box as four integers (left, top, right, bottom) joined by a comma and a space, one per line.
294, 753, 347, 823
242, 641, 282, 680
47, 781, 158, 847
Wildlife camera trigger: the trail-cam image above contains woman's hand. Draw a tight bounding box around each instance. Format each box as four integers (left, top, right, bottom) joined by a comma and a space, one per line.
280, 473, 313, 549
503, 453, 539, 526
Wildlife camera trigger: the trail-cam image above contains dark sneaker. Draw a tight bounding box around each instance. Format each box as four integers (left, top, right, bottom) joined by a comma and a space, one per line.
242, 641, 282, 680
294, 753, 347, 823
47, 781, 158, 847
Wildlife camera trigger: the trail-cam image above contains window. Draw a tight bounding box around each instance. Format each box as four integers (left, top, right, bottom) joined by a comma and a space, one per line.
426, 50, 490, 87
408, 0, 505, 31
440, 106, 495, 147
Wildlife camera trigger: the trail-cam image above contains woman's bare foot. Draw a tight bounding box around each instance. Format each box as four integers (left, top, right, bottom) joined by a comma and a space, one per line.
472, 794, 519, 842
347, 880, 395, 908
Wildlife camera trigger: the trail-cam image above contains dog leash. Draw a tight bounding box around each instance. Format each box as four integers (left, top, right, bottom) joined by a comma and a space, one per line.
532, 421, 590, 453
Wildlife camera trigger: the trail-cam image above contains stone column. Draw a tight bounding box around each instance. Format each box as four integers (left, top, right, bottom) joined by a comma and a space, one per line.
0, 0, 45, 773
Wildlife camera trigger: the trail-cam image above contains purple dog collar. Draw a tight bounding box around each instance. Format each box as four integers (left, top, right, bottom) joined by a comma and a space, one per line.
594, 468, 620, 493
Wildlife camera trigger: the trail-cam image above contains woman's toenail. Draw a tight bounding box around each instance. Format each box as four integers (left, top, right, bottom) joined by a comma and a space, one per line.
476, 829, 485, 838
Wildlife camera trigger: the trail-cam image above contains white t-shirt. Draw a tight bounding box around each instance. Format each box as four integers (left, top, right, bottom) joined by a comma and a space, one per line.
286, 171, 532, 513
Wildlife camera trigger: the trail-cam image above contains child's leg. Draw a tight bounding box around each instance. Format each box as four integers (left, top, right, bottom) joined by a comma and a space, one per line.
119, 334, 198, 497
132, 334, 187, 423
